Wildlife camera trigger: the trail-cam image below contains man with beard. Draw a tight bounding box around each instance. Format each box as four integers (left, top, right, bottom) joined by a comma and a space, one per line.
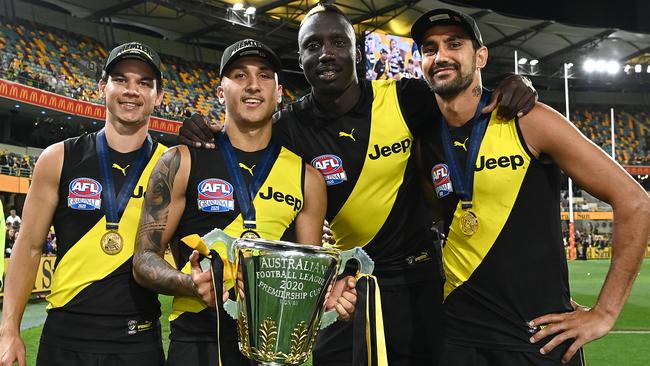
179, 4, 537, 365
413, 9, 650, 366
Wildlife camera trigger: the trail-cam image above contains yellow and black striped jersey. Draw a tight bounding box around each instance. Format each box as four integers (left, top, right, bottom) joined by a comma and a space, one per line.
274, 78, 439, 271
170, 145, 305, 342
45, 132, 165, 353
420, 114, 573, 358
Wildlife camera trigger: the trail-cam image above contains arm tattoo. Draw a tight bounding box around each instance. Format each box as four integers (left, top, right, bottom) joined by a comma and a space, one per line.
134, 148, 194, 296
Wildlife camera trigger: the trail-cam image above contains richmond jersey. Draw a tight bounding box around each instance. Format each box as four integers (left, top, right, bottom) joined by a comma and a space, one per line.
170, 144, 305, 342
420, 114, 573, 359
274, 78, 439, 272
44, 132, 165, 353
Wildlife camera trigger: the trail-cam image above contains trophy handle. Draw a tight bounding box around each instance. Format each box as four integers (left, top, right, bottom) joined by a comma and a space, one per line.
200, 229, 240, 319
201, 228, 238, 262
223, 298, 238, 320
337, 247, 374, 276
320, 247, 375, 329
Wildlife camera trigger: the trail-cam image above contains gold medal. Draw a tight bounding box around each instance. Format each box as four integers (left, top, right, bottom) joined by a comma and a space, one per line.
241, 229, 260, 239
101, 230, 123, 255
460, 210, 479, 236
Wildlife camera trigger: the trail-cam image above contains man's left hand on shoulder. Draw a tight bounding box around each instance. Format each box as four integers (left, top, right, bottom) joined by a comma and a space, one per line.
483, 74, 537, 120
528, 300, 615, 364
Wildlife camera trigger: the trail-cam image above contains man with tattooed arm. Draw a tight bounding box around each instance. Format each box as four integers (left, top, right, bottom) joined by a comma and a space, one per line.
133, 39, 356, 366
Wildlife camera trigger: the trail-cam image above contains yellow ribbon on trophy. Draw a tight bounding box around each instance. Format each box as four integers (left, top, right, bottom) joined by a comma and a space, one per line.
181, 234, 235, 290
181, 234, 234, 366
355, 272, 388, 366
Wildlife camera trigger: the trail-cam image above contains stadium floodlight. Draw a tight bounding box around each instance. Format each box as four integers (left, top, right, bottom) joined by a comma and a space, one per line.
647, 65, 650, 73
635, 64, 642, 73
583, 59, 596, 72
624, 64, 631, 73
606, 61, 619, 74
595, 59, 607, 72
227, 2, 256, 27
529, 59, 539, 66
518, 57, 528, 65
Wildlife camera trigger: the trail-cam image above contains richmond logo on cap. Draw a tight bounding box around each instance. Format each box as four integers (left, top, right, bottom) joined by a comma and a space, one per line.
231, 39, 263, 54
116, 43, 154, 60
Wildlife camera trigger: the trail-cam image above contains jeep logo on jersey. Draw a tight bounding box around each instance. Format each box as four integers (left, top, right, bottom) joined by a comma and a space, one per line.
431, 163, 453, 198
311, 154, 347, 186
197, 178, 235, 212
475, 154, 525, 171
368, 138, 411, 160
68, 177, 102, 210
259, 186, 303, 212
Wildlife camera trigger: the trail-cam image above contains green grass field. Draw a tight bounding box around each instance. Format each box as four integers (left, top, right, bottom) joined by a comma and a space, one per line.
11, 259, 650, 365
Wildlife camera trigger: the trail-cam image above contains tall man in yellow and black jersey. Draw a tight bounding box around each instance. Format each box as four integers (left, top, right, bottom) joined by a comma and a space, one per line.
178, 4, 537, 365
414, 9, 650, 366
0, 42, 167, 366
132, 39, 355, 366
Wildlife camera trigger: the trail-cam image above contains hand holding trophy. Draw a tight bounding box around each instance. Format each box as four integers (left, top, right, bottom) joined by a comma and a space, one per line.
193, 229, 374, 365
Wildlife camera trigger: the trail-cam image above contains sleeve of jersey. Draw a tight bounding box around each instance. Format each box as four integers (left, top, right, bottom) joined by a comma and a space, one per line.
395, 78, 441, 137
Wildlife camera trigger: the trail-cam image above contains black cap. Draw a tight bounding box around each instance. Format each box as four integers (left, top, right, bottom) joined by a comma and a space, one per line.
219, 39, 282, 77
102, 42, 163, 83
411, 8, 483, 49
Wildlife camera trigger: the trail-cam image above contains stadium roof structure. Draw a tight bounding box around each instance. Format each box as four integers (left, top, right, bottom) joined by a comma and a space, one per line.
19, 0, 650, 90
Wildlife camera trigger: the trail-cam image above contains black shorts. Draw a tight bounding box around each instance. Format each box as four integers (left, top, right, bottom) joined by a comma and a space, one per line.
36, 339, 164, 366
439, 343, 586, 366
312, 260, 444, 366
165, 340, 254, 366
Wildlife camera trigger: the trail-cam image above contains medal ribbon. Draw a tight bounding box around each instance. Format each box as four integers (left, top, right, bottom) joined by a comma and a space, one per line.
440, 89, 491, 209
216, 132, 279, 229
96, 129, 153, 230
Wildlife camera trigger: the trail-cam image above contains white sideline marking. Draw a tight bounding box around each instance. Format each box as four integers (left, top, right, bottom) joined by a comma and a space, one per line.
610, 330, 650, 334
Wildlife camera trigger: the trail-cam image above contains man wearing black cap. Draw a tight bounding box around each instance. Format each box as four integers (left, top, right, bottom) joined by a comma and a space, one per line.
133, 38, 355, 366
373, 48, 390, 80
0, 42, 167, 366
413, 8, 650, 366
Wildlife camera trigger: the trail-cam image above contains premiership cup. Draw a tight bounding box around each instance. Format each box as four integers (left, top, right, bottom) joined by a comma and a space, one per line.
202, 230, 373, 366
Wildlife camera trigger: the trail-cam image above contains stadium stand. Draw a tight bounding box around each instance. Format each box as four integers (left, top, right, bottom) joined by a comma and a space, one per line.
572, 107, 650, 165
0, 149, 35, 178
0, 19, 306, 123
0, 21, 647, 166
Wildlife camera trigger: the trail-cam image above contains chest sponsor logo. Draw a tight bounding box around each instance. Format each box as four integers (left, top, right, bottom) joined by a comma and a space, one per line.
475, 154, 525, 171
68, 177, 102, 210
368, 138, 411, 160
197, 178, 235, 212
259, 186, 303, 212
431, 163, 453, 198
311, 154, 347, 186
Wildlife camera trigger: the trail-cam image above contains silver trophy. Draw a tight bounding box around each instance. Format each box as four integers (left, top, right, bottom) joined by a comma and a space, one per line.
202, 229, 373, 366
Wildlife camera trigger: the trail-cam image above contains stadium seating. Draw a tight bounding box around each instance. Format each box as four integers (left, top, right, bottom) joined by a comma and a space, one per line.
572, 107, 649, 165
0, 20, 647, 164
0, 20, 306, 124
0, 149, 35, 177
